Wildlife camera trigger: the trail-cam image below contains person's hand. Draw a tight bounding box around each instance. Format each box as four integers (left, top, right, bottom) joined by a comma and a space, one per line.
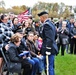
27, 57, 31, 59
36, 55, 43, 60
5, 44, 9, 50
73, 35, 76, 38
23, 55, 26, 59
36, 55, 39, 58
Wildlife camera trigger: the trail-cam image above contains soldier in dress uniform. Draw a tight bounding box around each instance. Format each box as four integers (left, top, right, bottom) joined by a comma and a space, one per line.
38, 11, 58, 75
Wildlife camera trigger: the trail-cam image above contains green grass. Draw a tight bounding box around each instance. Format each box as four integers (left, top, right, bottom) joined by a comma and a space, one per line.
5, 52, 75, 75
55, 53, 76, 75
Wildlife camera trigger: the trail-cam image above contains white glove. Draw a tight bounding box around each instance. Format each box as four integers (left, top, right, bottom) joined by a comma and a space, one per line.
46, 51, 51, 55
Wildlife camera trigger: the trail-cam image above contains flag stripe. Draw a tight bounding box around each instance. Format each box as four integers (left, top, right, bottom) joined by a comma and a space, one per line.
17, 8, 31, 22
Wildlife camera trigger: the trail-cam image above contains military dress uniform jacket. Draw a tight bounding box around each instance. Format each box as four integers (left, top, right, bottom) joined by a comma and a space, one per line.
40, 19, 58, 55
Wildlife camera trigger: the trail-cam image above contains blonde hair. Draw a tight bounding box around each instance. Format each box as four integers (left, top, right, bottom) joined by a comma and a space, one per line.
10, 34, 20, 43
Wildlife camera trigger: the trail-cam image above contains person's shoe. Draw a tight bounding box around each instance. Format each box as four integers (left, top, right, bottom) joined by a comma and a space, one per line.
37, 73, 41, 75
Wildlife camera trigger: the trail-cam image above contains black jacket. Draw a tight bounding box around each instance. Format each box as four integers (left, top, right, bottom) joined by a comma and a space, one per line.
6, 42, 22, 73
57, 27, 69, 44
6, 42, 32, 74
8, 42, 22, 63
70, 26, 76, 38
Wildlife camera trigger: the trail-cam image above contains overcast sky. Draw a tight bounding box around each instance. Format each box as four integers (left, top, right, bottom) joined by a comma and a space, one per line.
2, 0, 76, 8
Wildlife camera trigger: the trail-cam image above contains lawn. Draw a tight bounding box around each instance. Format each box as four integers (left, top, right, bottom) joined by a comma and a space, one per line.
55, 53, 76, 75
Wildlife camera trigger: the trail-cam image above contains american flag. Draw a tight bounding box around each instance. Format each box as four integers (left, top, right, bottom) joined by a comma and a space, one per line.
18, 8, 31, 23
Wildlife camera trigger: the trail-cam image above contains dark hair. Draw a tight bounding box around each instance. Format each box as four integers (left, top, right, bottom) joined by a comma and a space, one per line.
22, 20, 30, 28
34, 31, 39, 37
0, 14, 7, 23
12, 17, 18, 24
27, 31, 34, 37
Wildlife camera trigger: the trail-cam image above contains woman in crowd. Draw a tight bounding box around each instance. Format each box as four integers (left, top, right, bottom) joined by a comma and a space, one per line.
57, 21, 69, 56
7, 34, 32, 75
22, 20, 35, 35
22, 20, 31, 35
12, 17, 22, 33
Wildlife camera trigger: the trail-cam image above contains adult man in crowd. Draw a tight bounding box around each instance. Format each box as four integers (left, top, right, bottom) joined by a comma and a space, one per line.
38, 11, 58, 75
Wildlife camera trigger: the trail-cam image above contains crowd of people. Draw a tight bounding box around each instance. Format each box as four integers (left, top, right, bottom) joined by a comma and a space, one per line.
55, 17, 76, 56
0, 11, 76, 75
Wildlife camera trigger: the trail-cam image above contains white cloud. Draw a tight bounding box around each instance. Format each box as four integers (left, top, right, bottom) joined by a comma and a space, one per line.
2, 0, 76, 8
3, 0, 38, 8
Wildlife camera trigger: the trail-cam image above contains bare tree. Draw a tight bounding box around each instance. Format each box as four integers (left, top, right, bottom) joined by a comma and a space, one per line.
59, 2, 65, 14
0, 0, 5, 8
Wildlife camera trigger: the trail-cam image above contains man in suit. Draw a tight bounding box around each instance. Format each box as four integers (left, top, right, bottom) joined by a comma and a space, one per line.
38, 11, 58, 75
